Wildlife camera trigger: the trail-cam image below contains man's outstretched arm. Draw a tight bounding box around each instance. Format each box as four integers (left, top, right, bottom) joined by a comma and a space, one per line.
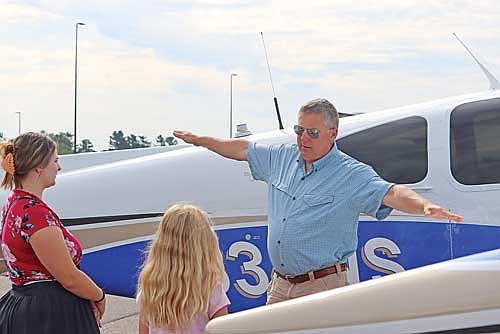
173, 130, 249, 161
383, 184, 464, 222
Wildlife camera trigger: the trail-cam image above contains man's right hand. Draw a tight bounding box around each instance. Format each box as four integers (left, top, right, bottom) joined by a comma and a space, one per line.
172, 130, 249, 161
173, 130, 200, 146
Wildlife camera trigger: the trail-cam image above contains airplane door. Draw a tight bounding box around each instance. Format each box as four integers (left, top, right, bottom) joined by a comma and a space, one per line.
446, 97, 500, 258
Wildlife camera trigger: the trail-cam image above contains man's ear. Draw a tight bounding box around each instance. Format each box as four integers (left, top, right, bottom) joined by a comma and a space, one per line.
330, 127, 338, 141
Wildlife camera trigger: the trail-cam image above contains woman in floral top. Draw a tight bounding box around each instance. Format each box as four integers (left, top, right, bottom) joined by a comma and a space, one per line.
0, 132, 105, 334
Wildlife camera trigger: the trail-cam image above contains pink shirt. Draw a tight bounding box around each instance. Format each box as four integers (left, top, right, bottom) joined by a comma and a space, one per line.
139, 284, 230, 334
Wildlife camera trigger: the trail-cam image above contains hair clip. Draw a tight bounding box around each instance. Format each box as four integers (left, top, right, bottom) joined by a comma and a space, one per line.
1, 153, 15, 175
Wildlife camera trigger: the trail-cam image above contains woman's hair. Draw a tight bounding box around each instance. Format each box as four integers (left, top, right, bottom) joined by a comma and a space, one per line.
137, 204, 225, 331
1, 132, 56, 190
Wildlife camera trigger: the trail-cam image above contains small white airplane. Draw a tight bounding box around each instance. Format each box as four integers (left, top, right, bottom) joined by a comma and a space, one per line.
1, 83, 496, 311
1, 37, 499, 331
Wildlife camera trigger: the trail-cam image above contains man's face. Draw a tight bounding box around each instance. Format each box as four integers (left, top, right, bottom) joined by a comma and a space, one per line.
296, 112, 338, 165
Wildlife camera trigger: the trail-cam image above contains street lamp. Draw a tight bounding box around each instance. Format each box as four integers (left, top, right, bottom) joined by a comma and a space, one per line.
15, 112, 21, 135
230, 73, 238, 138
74, 22, 85, 153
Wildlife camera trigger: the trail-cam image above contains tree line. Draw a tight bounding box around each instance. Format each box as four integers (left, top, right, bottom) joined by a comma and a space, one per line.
0, 131, 178, 155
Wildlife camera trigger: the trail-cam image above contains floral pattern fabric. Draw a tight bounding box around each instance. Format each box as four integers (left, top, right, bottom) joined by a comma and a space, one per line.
0, 189, 82, 286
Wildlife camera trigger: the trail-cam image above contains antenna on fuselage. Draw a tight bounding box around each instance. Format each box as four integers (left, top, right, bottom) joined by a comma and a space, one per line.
453, 33, 500, 90
260, 32, 284, 130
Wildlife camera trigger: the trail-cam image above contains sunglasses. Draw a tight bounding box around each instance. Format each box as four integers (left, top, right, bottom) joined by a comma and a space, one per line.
293, 125, 332, 139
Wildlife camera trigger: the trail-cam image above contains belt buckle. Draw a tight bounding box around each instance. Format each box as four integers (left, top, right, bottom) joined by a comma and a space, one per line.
284, 274, 295, 281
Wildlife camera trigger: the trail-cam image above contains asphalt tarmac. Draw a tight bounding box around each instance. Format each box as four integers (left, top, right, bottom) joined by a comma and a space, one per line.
0, 275, 139, 334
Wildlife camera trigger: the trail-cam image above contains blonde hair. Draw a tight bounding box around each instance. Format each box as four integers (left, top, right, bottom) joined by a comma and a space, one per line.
1, 132, 56, 190
137, 204, 225, 331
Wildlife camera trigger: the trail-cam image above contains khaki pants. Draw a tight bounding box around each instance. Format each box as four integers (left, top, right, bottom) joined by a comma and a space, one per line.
266, 270, 348, 305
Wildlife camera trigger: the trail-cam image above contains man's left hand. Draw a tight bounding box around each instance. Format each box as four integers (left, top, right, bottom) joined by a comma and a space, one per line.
424, 203, 464, 222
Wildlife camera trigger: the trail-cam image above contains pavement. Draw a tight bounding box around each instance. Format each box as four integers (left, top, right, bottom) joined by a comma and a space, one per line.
0, 275, 139, 334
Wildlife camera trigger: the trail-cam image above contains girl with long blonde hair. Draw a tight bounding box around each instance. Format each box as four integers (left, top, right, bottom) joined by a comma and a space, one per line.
137, 204, 230, 334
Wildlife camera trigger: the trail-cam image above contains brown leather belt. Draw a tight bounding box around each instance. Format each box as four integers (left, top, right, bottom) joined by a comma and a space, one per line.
276, 263, 347, 284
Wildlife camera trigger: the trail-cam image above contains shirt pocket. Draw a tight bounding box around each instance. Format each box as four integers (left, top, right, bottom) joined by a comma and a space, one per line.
270, 180, 295, 216
303, 194, 334, 207
301, 193, 335, 227
271, 180, 292, 197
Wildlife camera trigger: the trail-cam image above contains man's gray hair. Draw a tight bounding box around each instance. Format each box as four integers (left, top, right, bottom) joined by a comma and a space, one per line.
298, 98, 339, 129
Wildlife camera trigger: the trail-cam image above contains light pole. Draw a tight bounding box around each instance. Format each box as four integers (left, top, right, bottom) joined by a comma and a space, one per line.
230, 73, 238, 138
74, 22, 85, 153
15, 112, 21, 135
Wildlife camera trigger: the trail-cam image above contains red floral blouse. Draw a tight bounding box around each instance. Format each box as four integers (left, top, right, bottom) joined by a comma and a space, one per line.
0, 189, 82, 286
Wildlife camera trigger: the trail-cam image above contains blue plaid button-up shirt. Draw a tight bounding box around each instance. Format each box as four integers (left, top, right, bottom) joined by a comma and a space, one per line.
247, 142, 393, 276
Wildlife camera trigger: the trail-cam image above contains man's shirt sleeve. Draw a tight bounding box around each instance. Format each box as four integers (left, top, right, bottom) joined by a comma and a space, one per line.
352, 166, 394, 220
247, 142, 273, 183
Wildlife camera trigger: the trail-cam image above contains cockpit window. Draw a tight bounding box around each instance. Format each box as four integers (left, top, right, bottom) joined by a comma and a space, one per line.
337, 116, 428, 184
450, 98, 500, 185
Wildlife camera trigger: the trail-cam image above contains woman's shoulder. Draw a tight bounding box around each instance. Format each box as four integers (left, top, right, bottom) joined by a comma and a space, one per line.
7, 192, 61, 228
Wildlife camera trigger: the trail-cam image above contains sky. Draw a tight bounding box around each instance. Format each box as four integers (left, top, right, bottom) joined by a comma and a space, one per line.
1, 0, 500, 150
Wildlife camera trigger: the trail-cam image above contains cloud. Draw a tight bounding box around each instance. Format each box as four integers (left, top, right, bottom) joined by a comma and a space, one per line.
1, 0, 500, 149
0, 2, 62, 24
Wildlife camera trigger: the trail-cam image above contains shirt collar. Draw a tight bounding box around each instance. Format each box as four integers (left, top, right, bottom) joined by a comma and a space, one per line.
296, 143, 341, 173
11, 189, 42, 202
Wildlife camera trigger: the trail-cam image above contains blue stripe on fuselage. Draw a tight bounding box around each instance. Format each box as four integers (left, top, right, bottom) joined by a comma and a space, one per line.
80, 220, 500, 312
